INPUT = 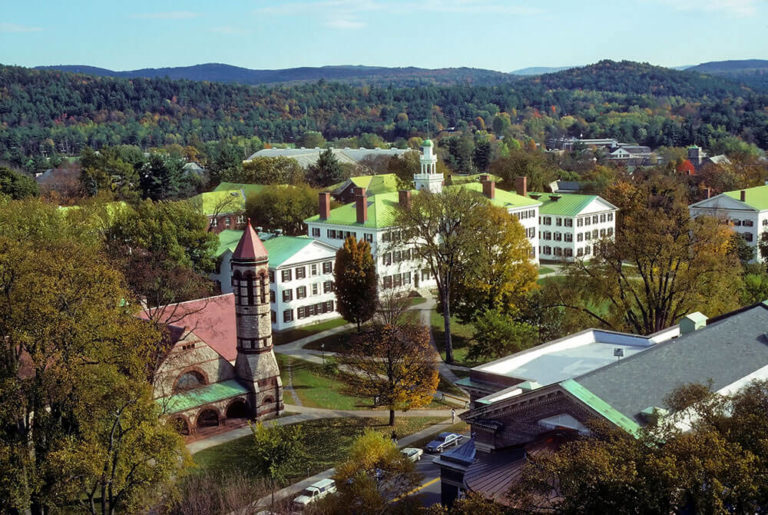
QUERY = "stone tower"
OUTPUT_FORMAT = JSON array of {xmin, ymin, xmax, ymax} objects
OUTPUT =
[
  {"xmin": 414, "ymin": 139, "xmax": 443, "ymax": 193},
  {"xmin": 231, "ymin": 220, "xmax": 283, "ymax": 419}
]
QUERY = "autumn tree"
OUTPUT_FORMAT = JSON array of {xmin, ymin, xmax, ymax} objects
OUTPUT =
[
  {"xmin": 334, "ymin": 235, "xmax": 378, "ymax": 330},
  {"xmin": 250, "ymin": 422, "xmax": 306, "ymax": 509},
  {"xmin": 238, "ymin": 156, "xmax": 305, "ymax": 185},
  {"xmin": 340, "ymin": 296, "xmax": 438, "ymax": 426},
  {"xmin": 0, "ymin": 199, "xmax": 187, "ymax": 514},
  {"xmin": 312, "ymin": 429, "xmax": 422, "ymax": 514},
  {"xmin": 551, "ymin": 175, "xmax": 743, "ymax": 334},
  {"xmin": 245, "ymin": 184, "xmax": 317, "ymax": 235},
  {"xmin": 451, "ymin": 205, "xmax": 537, "ymax": 323},
  {"xmin": 393, "ymin": 187, "xmax": 494, "ymax": 363},
  {"xmin": 489, "ymin": 148, "xmax": 559, "ymax": 192}
]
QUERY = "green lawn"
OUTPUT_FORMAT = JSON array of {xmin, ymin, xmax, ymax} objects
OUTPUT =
[
  {"xmin": 438, "ymin": 374, "xmax": 467, "ymax": 397},
  {"xmin": 272, "ymin": 317, "xmax": 349, "ymax": 346},
  {"xmin": 430, "ymin": 310, "xmax": 482, "ymax": 367},
  {"xmin": 276, "ymin": 354, "xmax": 373, "ymax": 410},
  {"xmin": 193, "ymin": 416, "xmax": 446, "ymax": 483},
  {"xmin": 302, "ymin": 327, "xmax": 357, "ymax": 353},
  {"xmin": 538, "ymin": 266, "xmax": 555, "ymax": 275}
]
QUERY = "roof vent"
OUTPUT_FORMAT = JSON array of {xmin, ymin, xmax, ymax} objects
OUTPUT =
[
  {"xmin": 529, "ymin": 193, "xmax": 542, "ymax": 200},
  {"xmin": 230, "ymin": 191, "xmax": 240, "ymax": 197},
  {"xmin": 549, "ymin": 194, "xmax": 562, "ymax": 202},
  {"xmin": 680, "ymin": 312, "xmax": 708, "ymax": 335}
]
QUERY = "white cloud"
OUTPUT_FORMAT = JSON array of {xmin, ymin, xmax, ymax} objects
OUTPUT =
[
  {"xmin": 652, "ymin": 0, "xmax": 758, "ymax": 16},
  {"xmin": 0, "ymin": 23, "xmax": 43, "ymax": 33},
  {"xmin": 131, "ymin": 11, "xmax": 200, "ymax": 20}
]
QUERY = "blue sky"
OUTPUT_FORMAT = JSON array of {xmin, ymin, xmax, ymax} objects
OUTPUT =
[{"xmin": 1, "ymin": 0, "xmax": 766, "ymax": 71}]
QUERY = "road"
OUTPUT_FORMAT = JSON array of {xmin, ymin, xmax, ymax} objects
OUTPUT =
[{"xmin": 398, "ymin": 433, "xmax": 470, "ymax": 508}]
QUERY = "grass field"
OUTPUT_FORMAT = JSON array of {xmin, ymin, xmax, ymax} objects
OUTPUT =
[
  {"xmin": 538, "ymin": 266, "xmax": 555, "ymax": 275},
  {"xmin": 272, "ymin": 318, "xmax": 349, "ymax": 346},
  {"xmin": 193, "ymin": 416, "xmax": 446, "ymax": 483},
  {"xmin": 302, "ymin": 326, "xmax": 357, "ymax": 353},
  {"xmin": 276, "ymin": 354, "xmax": 373, "ymax": 410},
  {"xmin": 430, "ymin": 310, "xmax": 483, "ymax": 367}
]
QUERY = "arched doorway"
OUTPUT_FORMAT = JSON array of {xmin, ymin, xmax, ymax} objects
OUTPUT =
[
  {"xmin": 226, "ymin": 399, "xmax": 249, "ymax": 419},
  {"xmin": 171, "ymin": 416, "xmax": 190, "ymax": 436},
  {"xmin": 196, "ymin": 409, "xmax": 220, "ymax": 429}
]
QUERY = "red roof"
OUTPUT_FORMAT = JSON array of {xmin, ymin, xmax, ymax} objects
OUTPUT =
[
  {"xmin": 233, "ymin": 219, "xmax": 268, "ymax": 262},
  {"xmin": 141, "ymin": 294, "xmax": 238, "ymax": 362}
]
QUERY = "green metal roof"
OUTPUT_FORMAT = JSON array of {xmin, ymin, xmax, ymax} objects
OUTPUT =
[
  {"xmin": 528, "ymin": 191, "xmax": 600, "ymax": 216},
  {"xmin": 216, "ymin": 229, "xmax": 244, "ymax": 257},
  {"xmin": 213, "ymin": 182, "xmax": 266, "ymax": 196},
  {"xmin": 190, "ymin": 190, "xmax": 245, "ymax": 216},
  {"xmin": 158, "ymin": 379, "xmax": 248, "ymax": 414},
  {"xmin": 723, "ymin": 185, "xmax": 768, "ymax": 211},
  {"xmin": 263, "ymin": 236, "xmax": 316, "ymax": 267},
  {"xmin": 561, "ymin": 379, "xmax": 641, "ymax": 437},
  {"xmin": 349, "ymin": 174, "xmax": 400, "ymax": 194},
  {"xmin": 422, "ymin": 139, "xmax": 433, "ymax": 146},
  {"xmin": 454, "ymin": 183, "xmax": 541, "ymax": 208},
  {"xmin": 305, "ymin": 191, "xmax": 403, "ymax": 229}
]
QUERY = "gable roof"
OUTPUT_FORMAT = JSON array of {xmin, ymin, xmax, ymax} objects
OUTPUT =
[
  {"xmin": 575, "ymin": 303, "xmax": 768, "ymax": 425},
  {"xmin": 529, "ymin": 192, "xmax": 617, "ymax": 216},
  {"xmin": 190, "ymin": 190, "xmax": 245, "ymax": 216},
  {"xmin": 263, "ymin": 236, "xmax": 318, "ymax": 267},
  {"xmin": 452, "ymin": 183, "xmax": 541, "ymax": 209},
  {"xmin": 213, "ymin": 182, "xmax": 266, "ymax": 197},
  {"xmin": 217, "ymin": 229, "xmax": 245, "ymax": 257},
  {"xmin": 141, "ymin": 293, "xmax": 238, "ymax": 362},
  {"xmin": 722, "ymin": 185, "xmax": 768, "ymax": 210},
  {"xmin": 305, "ymin": 190, "xmax": 404, "ymax": 229}
]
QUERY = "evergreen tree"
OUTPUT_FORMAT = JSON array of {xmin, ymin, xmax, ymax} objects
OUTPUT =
[
  {"xmin": 333, "ymin": 235, "xmax": 377, "ymax": 330},
  {"xmin": 307, "ymin": 148, "xmax": 347, "ymax": 187},
  {"xmin": 0, "ymin": 166, "xmax": 38, "ymax": 199},
  {"xmin": 139, "ymin": 153, "xmax": 184, "ymax": 201}
]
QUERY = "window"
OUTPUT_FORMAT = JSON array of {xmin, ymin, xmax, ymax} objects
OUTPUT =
[
  {"xmin": 585, "ymin": 245, "xmax": 591, "ymax": 255},
  {"xmin": 565, "ymin": 218, "xmax": 573, "ymax": 227},
  {"xmin": 312, "ymin": 283, "xmax": 319, "ymax": 295},
  {"xmin": 323, "ymin": 261, "xmax": 332, "ymax": 274},
  {"xmin": 383, "ymin": 276, "xmax": 393, "ymax": 289},
  {"xmin": 271, "ymin": 310, "xmax": 276, "ymax": 322},
  {"xmin": 383, "ymin": 232, "xmax": 391, "ymax": 242},
  {"xmin": 404, "ymin": 272, "xmax": 411, "ymax": 284},
  {"xmin": 577, "ymin": 218, "xmax": 584, "ymax": 227},
  {"xmin": 237, "ymin": 215, "xmax": 245, "ymax": 224},
  {"xmin": 607, "ymin": 228, "xmax": 614, "ymax": 236},
  {"xmin": 282, "ymin": 269, "xmax": 292, "ymax": 282},
  {"xmin": 553, "ymin": 232, "xmax": 562, "ymax": 242},
  {"xmin": 554, "ymin": 247, "xmax": 563, "ymax": 256},
  {"xmin": 743, "ymin": 220, "xmax": 754, "ymax": 227},
  {"xmin": 295, "ymin": 267, "xmax": 306, "ymax": 279},
  {"xmin": 383, "ymin": 253, "xmax": 392, "ymax": 266},
  {"xmin": 283, "ymin": 309, "xmax": 293, "ymax": 322},
  {"xmin": 592, "ymin": 229, "xmax": 599, "ymax": 239},
  {"xmin": 297, "ymin": 306, "xmax": 305, "ymax": 319},
  {"xmin": 577, "ymin": 248, "xmax": 584, "ymax": 257},
  {"xmin": 393, "ymin": 274, "xmax": 402, "ymax": 288},
  {"xmin": 600, "ymin": 229, "xmax": 606, "ymax": 237},
  {"xmin": 297, "ymin": 286, "xmax": 307, "ymax": 299},
  {"xmin": 744, "ymin": 232, "xmax": 754, "ymax": 242},
  {"xmin": 282, "ymin": 289, "xmax": 293, "ymax": 302},
  {"xmin": 543, "ymin": 216, "xmax": 552, "ymax": 225},
  {"xmin": 421, "ymin": 269, "xmax": 431, "ymax": 280},
  {"xmin": 324, "ymin": 281, "xmax": 333, "ymax": 293},
  {"xmin": 210, "ymin": 217, "xmax": 218, "ymax": 228},
  {"xmin": 225, "ymin": 217, "xmax": 231, "ymax": 227},
  {"xmin": 600, "ymin": 214, "xmax": 606, "ymax": 223},
  {"xmin": 577, "ymin": 233, "xmax": 584, "ymax": 242},
  {"xmin": 543, "ymin": 246, "xmax": 552, "ymax": 255},
  {"xmin": 364, "ymin": 233, "xmax": 373, "ymax": 243},
  {"xmin": 564, "ymin": 233, "xmax": 573, "ymax": 242},
  {"xmin": 565, "ymin": 248, "xmax": 573, "ymax": 257},
  {"xmin": 393, "ymin": 251, "xmax": 402, "ymax": 263},
  {"xmin": 608, "ymin": 213, "xmax": 614, "ymax": 222},
  {"xmin": 270, "ymin": 290, "xmax": 275, "ymax": 303},
  {"xmin": 592, "ymin": 215, "xmax": 598, "ymax": 224},
  {"xmin": 327, "ymin": 229, "xmax": 334, "ymax": 238},
  {"xmin": 585, "ymin": 232, "xmax": 591, "ymax": 241},
  {"xmin": 527, "ymin": 227, "xmax": 535, "ymax": 238},
  {"xmin": 269, "ymin": 270, "xmax": 275, "ymax": 283},
  {"xmin": 311, "ymin": 264, "xmax": 318, "ymax": 276},
  {"xmin": 584, "ymin": 217, "xmax": 591, "ymax": 226},
  {"xmin": 312, "ymin": 228, "xmax": 320, "ymax": 237},
  {"xmin": 556, "ymin": 217, "xmax": 562, "ymax": 226}
]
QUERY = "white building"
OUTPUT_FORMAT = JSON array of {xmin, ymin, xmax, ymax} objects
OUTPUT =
[
  {"xmin": 213, "ymin": 231, "xmax": 339, "ymax": 331},
  {"xmin": 531, "ymin": 192, "xmax": 618, "ymax": 261},
  {"xmin": 689, "ymin": 185, "xmax": 768, "ymax": 262}
]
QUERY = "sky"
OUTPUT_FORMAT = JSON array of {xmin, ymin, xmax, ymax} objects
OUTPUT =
[{"xmin": 1, "ymin": 0, "xmax": 766, "ymax": 72}]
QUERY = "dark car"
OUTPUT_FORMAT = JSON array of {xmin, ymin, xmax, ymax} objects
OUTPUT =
[{"xmin": 425, "ymin": 432, "xmax": 462, "ymax": 453}]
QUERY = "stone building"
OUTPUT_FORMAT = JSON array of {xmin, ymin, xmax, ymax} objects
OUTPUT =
[{"xmin": 149, "ymin": 221, "xmax": 283, "ymax": 436}]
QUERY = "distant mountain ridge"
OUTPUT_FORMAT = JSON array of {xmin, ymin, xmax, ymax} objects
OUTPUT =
[
  {"xmin": 510, "ymin": 66, "xmax": 574, "ymax": 76},
  {"xmin": 35, "ymin": 63, "xmax": 518, "ymax": 87},
  {"xmin": 685, "ymin": 59, "xmax": 768, "ymax": 89}
]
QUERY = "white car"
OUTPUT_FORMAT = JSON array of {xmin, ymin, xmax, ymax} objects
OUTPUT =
[
  {"xmin": 400, "ymin": 447, "xmax": 424, "ymax": 462},
  {"xmin": 292, "ymin": 478, "xmax": 336, "ymax": 509}
]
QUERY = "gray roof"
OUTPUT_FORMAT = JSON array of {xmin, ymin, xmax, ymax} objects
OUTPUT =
[
  {"xmin": 576, "ymin": 303, "xmax": 768, "ymax": 424},
  {"xmin": 246, "ymin": 147, "xmax": 409, "ymax": 168}
]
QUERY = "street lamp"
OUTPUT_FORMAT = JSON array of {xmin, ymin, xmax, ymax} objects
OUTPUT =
[{"xmin": 321, "ymin": 343, "xmax": 325, "ymax": 365}]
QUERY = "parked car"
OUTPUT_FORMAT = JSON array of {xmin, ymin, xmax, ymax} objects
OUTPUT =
[
  {"xmin": 292, "ymin": 478, "xmax": 336, "ymax": 509},
  {"xmin": 425, "ymin": 432, "xmax": 462, "ymax": 453},
  {"xmin": 401, "ymin": 447, "xmax": 424, "ymax": 462}
]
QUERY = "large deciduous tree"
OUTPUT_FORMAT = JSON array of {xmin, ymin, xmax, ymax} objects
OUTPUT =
[
  {"xmin": 551, "ymin": 175, "xmax": 743, "ymax": 334},
  {"xmin": 238, "ymin": 156, "xmax": 305, "ymax": 185},
  {"xmin": 334, "ymin": 235, "xmax": 378, "ymax": 331},
  {"xmin": 245, "ymin": 184, "xmax": 318, "ymax": 236},
  {"xmin": 340, "ymin": 298, "xmax": 438, "ymax": 426},
  {"xmin": 393, "ymin": 187, "xmax": 492, "ymax": 363},
  {"xmin": 0, "ymin": 166, "xmax": 38, "ymax": 199},
  {"xmin": 250, "ymin": 422, "xmax": 305, "ymax": 509},
  {"xmin": 0, "ymin": 199, "xmax": 187, "ymax": 514}
]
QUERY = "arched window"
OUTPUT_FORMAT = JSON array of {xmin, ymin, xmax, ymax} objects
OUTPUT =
[
  {"xmin": 259, "ymin": 272, "xmax": 267, "ymax": 304},
  {"xmin": 246, "ymin": 271, "xmax": 255, "ymax": 306},
  {"xmin": 174, "ymin": 370, "xmax": 206, "ymax": 392}
]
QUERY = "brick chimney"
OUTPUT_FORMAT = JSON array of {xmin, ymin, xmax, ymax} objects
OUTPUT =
[
  {"xmin": 515, "ymin": 176, "xmax": 528, "ymax": 197},
  {"xmin": 481, "ymin": 176, "xmax": 495, "ymax": 199},
  {"xmin": 398, "ymin": 190, "xmax": 411, "ymax": 209},
  {"xmin": 355, "ymin": 187, "xmax": 367, "ymax": 224},
  {"xmin": 740, "ymin": 190, "xmax": 746, "ymax": 202},
  {"xmin": 318, "ymin": 192, "xmax": 330, "ymax": 220}
]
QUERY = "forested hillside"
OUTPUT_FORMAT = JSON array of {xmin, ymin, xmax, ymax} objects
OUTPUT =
[
  {"xmin": 686, "ymin": 59, "xmax": 768, "ymax": 91},
  {"xmin": 2, "ymin": 60, "xmax": 767, "ymax": 170}
]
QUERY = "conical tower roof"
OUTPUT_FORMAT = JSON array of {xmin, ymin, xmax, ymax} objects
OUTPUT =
[{"xmin": 232, "ymin": 219, "xmax": 268, "ymax": 262}]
